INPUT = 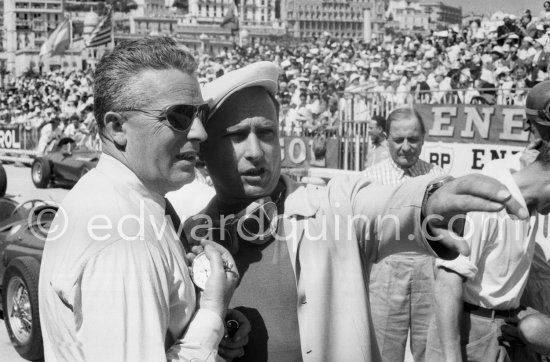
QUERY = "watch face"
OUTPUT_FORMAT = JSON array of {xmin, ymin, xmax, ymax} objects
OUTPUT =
[{"xmin": 191, "ymin": 252, "xmax": 211, "ymax": 290}]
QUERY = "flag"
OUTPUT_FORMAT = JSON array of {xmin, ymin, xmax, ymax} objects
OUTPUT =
[
  {"xmin": 39, "ymin": 19, "xmax": 70, "ymax": 58},
  {"xmin": 221, "ymin": 1, "xmax": 239, "ymax": 34},
  {"xmin": 86, "ymin": 10, "xmax": 112, "ymax": 48}
]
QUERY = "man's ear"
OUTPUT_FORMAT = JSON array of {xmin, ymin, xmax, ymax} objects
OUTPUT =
[{"xmin": 104, "ymin": 112, "xmax": 127, "ymax": 148}]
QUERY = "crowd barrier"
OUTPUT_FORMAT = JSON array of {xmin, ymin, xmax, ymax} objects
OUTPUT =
[
  {"xmin": 280, "ymin": 87, "xmax": 531, "ymax": 175},
  {"xmin": 0, "ymin": 87, "xmax": 532, "ymax": 174},
  {"xmin": 0, "ymin": 124, "xmax": 39, "ymax": 164},
  {"xmin": 0, "ymin": 123, "xmax": 101, "ymax": 165}
]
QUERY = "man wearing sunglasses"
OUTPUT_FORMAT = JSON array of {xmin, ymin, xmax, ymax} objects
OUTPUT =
[
  {"xmin": 39, "ymin": 37, "xmax": 244, "ymax": 361},
  {"xmin": 179, "ymin": 61, "xmax": 529, "ymax": 362}
]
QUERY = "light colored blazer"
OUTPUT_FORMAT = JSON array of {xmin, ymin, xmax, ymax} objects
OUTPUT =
[
  {"xmin": 277, "ymin": 174, "xmax": 438, "ymax": 361},
  {"xmin": 185, "ymin": 174, "xmax": 439, "ymax": 361}
]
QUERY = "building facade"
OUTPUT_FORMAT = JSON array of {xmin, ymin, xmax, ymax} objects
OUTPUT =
[
  {"xmin": 4, "ymin": 0, "xmax": 64, "ymax": 51},
  {"xmin": 178, "ymin": 0, "xmax": 285, "ymax": 52},
  {"xmin": 421, "ymin": 1, "xmax": 462, "ymax": 30},
  {"xmin": 187, "ymin": 0, "xmax": 282, "ymax": 27},
  {"xmin": 3, "ymin": 0, "xmax": 65, "ymax": 73},
  {"xmin": 283, "ymin": 0, "xmax": 386, "ymax": 41},
  {"xmin": 386, "ymin": 0, "xmax": 429, "ymax": 33}
]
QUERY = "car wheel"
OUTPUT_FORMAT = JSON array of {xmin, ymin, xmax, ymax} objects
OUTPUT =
[
  {"xmin": 2, "ymin": 257, "xmax": 43, "ymax": 361},
  {"xmin": 31, "ymin": 158, "xmax": 51, "ymax": 189},
  {"xmin": 0, "ymin": 163, "xmax": 6, "ymax": 197}
]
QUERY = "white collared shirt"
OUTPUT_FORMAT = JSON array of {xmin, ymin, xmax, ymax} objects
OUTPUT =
[
  {"xmin": 39, "ymin": 154, "xmax": 224, "ymax": 361},
  {"xmin": 438, "ymin": 165, "xmax": 537, "ymax": 310},
  {"xmin": 484, "ymin": 154, "xmax": 550, "ymax": 281}
]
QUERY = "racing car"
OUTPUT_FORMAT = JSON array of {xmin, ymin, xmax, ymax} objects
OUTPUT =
[
  {"xmin": 0, "ymin": 164, "xmax": 56, "ymax": 360},
  {"xmin": 31, "ymin": 137, "xmax": 100, "ymax": 188}
]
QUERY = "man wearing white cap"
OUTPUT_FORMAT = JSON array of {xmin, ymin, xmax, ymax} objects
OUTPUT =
[{"xmin": 182, "ymin": 61, "xmax": 529, "ymax": 362}]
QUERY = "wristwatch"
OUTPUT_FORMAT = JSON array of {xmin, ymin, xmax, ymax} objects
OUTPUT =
[{"xmin": 421, "ymin": 176, "xmax": 453, "ymax": 214}]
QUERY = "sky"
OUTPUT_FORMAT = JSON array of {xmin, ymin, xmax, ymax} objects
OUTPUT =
[{"xmin": 421, "ymin": 0, "xmax": 544, "ymax": 16}]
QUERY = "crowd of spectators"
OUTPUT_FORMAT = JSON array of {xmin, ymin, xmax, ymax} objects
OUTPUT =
[
  {"xmin": 0, "ymin": 69, "xmax": 97, "ymax": 152},
  {"xmin": 193, "ymin": 5, "xmax": 550, "ymax": 134},
  {"xmin": 4, "ymin": 5, "xmax": 550, "ymax": 142}
]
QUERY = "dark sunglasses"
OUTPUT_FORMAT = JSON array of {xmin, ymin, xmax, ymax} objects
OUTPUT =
[{"xmin": 116, "ymin": 103, "xmax": 209, "ymax": 132}]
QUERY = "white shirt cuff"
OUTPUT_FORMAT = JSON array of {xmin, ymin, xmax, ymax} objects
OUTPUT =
[{"xmin": 185, "ymin": 309, "xmax": 225, "ymax": 351}]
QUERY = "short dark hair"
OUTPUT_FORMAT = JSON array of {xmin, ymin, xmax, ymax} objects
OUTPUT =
[
  {"xmin": 372, "ymin": 115, "xmax": 386, "ymax": 130},
  {"xmin": 93, "ymin": 37, "xmax": 197, "ymax": 133},
  {"xmin": 386, "ymin": 107, "xmax": 426, "ymax": 135}
]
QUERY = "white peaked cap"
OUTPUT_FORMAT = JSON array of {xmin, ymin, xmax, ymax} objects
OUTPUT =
[{"xmin": 201, "ymin": 61, "xmax": 279, "ymax": 118}]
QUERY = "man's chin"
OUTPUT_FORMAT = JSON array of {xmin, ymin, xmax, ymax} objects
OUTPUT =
[
  {"xmin": 242, "ymin": 185, "xmax": 271, "ymax": 199},
  {"xmin": 167, "ymin": 173, "xmax": 195, "ymax": 192},
  {"xmin": 398, "ymin": 157, "xmax": 417, "ymax": 169},
  {"xmin": 240, "ymin": 178, "xmax": 280, "ymax": 198}
]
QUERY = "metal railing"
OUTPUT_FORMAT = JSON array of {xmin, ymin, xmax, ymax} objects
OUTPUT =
[{"xmin": 279, "ymin": 87, "xmax": 530, "ymax": 172}]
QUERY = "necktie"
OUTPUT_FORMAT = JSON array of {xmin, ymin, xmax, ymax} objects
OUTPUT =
[{"xmin": 164, "ymin": 198, "xmax": 191, "ymax": 252}]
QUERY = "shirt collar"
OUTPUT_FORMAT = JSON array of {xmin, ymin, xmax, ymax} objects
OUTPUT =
[
  {"xmin": 388, "ymin": 158, "xmax": 409, "ymax": 178},
  {"xmin": 388, "ymin": 158, "xmax": 425, "ymax": 178},
  {"xmin": 95, "ymin": 153, "xmax": 166, "ymax": 210},
  {"xmin": 282, "ymin": 175, "xmax": 321, "ymax": 217},
  {"xmin": 501, "ymin": 167, "xmax": 529, "ymax": 213}
]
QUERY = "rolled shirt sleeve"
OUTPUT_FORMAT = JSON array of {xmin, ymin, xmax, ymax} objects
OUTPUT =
[{"xmin": 436, "ymin": 255, "xmax": 479, "ymax": 280}]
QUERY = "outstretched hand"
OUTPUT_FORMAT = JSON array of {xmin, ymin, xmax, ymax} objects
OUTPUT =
[{"xmin": 422, "ymin": 174, "xmax": 529, "ymax": 259}]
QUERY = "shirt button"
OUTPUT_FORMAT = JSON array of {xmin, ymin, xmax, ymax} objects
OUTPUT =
[{"xmin": 300, "ymin": 296, "xmax": 307, "ymax": 305}]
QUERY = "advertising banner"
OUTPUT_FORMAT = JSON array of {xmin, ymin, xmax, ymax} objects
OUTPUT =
[
  {"xmin": 0, "ymin": 124, "xmax": 22, "ymax": 149},
  {"xmin": 420, "ymin": 142, "xmax": 524, "ymax": 176},
  {"xmin": 280, "ymin": 136, "xmax": 339, "ymax": 169},
  {"xmin": 416, "ymin": 104, "xmax": 529, "ymax": 145},
  {"xmin": 414, "ymin": 104, "xmax": 530, "ymax": 176}
]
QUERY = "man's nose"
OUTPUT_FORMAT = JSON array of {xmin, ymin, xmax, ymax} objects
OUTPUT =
[
  {"xmin": 188, "ymin": 117, "xmax": 207, "ymax": 142},
  {"xmin": 244, "ymin": 133, "xmax": 263, "ymax": 160}
]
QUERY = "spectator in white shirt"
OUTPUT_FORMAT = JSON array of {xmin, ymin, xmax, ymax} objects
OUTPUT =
[
  {"xmin": 425, "ymin": 141, "xmax": 550, "ymax": 362},
  {"xmin": 518, "ymin": 37, "xmax": 537, "ymax": 60}
]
